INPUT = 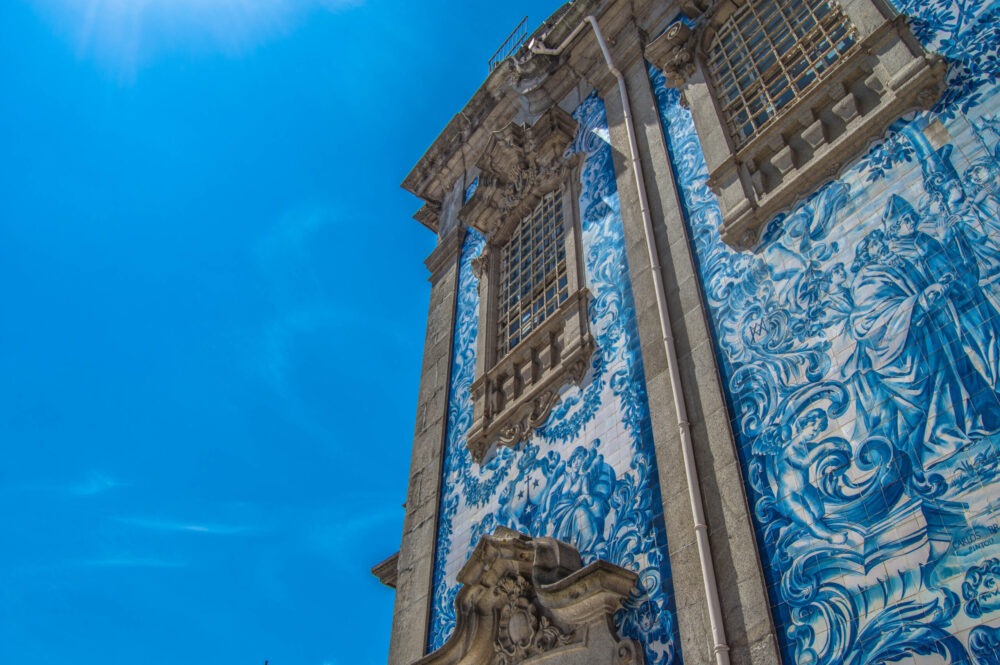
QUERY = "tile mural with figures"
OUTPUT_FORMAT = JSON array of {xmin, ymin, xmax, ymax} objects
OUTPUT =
[
  {"xmin": 426, "ymin": 93, "xmax": 683, "ymax": 665},
  {"xmin": 650, "ymin": 0, "xmax": 1000, "ymax": 662}
]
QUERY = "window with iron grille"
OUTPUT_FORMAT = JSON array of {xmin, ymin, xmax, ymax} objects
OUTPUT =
[
  {"xmin": 459, "ymin": 105, "xmax": 595, "ymax": 461},
  {"xmin": 707, "ymin": 0, "xmax": 858, "ymax": 147},
  {"xmin": 496, "ymin": 190, "xmax": 569, "ymax": 358},
  {"xmin": 646, "ymin": 0, "xmax": 944, "ymax": 249}
]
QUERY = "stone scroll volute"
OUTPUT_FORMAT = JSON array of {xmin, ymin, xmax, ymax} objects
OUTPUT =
[{"xmin": 411, "ymin": 528, "xmax": 644, "ymax": 665}]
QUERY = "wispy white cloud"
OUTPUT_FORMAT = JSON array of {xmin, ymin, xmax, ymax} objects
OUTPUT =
[
  {"xmin": 68, "ymin": 470, "xmax": 123, "ymax": 496},
  {"xmin": 6, "ymin": 470, "xmax": 124, "ymax": 497},
  {"xmin": 240, "ymin": 203, "xmax": 414, "ymax": 444},
  {"xmin": 29, "ymin": 0, "xmax": 365, "ymax": 77},
  {"xmin": 245, "ymin": 206, "xmax": 356, "ymax": 395},
  {"xmin": 14, "ymin": 556, "xmax": 187, "ymax": 575},
  {"xmin": 115, "ymin": 516, "xmax": 260, "ymax": 536},
  {"xmin": 256, "ymin": 207, "xmax": 336, "ymax": 266},
  {"xmin": 260, "ymin": 306, "xmax": 352, "ymax": 385}
]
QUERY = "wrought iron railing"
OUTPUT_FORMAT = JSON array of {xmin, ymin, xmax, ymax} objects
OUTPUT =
[{"xmin": 488, "ymin": 16, "xmax": 529, "ymax": 72}]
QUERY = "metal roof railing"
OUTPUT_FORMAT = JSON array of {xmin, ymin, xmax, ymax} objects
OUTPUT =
[{"xmin": 488, "ymin": 16, "xmax": 529, "ymax": 72}]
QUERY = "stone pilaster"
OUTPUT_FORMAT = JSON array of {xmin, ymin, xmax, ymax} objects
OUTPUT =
[
  {"xmin": 388, "ymin": 224, "xmax": 465, "ymax": 665},
  {"xmin": 595, "ymin": 27, "xmax": 781, "ymax": 665}
]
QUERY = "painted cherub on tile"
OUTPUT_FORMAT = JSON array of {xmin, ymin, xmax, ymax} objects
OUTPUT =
[
  {"xmin": 543, "ymin": 442, "xmax": 615, "ymax": 553},
  {"xmin": 965, "ymin": 557, "xmax": 1000, "ymax": 619},
  {"xmin": 765, "ymin": 407, "xmax": 851, "ymax": 544}
]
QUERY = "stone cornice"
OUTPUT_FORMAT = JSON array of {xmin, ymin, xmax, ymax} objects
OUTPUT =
[
  {"xmin": 424, "ymin": 224, "xmax": 467, "ymax": 285},
  {"xmin": 413, "ymin": 202, "xmax": 441, "ymax": 233},
  {"xmin": 371, "ymin": 552, "xmax": 399, "ymax": 590},
  {"xmin": 400, "ymin": 0, "xmax": 682, "ymax": 234},
  {"xmin": 401, "ymin": 0, "xmax": 637, "ymax": 226}
]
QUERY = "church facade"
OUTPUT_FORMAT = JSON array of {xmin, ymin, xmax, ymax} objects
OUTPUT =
[{"xmin": 380, "ymin": 0, "xmax": 1000, "ymax": 663}]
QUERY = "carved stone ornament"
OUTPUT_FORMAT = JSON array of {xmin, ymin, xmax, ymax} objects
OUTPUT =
[
  {"xmin": 411, "ymin": 528, "xmax": 645, "ymax": 665},
  {"xmin": 645, "ymin": 0, "xmax": 946, "ymax": 250},
  {"xmin": 467, "ymin": 289, "xmax": 595, "ymax": 463},
  {"xmin": 494, "ymin": 573, "xmax": 574, "ymax": 664},
  {"xmin": 471, "ymin": 253, "xmax": 489, "ymax": 279},
  {"xmin": 461, "ymin": 106, "xmax": 580, "ymax": 243},
  {"xmin": 645, "ymin": 14, "xmax": 700, "ymax": 86}
]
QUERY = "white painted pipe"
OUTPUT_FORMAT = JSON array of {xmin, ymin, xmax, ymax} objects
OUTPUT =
[{"xmin": 530, "ymin": 16, "xmax": 731, "ymax": 665}]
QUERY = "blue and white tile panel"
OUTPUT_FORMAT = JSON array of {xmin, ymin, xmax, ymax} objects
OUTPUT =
[
  {"xmin": 652, "ymin": 1, "xmax": 1000, "ymax": 662},
  {"xmin": 427, "ymin": 93, "xmax": 683, "ymax": 665}
]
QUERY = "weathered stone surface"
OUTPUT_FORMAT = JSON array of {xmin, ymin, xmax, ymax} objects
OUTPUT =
[
  {"xmin": 413, "ymin": 529, "xmax": 643, "ymax": 665},
  {"xmin": 386, "ymin": 1, "xmax": 977, "ymax": 663},
  {"xmin": 388, "ymin": 227, "xmax": 464, "ymax": 665},
  {"xmin": 605, "ymin": 50, "xmax": 779, "ymax": 665}
]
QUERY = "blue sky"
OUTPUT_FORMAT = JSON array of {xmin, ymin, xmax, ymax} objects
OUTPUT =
[{"xmin": 0, "ymin": 1, "xmax": 563, "ymax": 663}]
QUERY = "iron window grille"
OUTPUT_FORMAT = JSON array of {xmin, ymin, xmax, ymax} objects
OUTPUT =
[
  {"xmin": 708, "ymin": 0, "xmax": 858, "ymax": 147},
  {"xmin": 496, "ymin": 191, "xmax": 570, "ymax": 358},
  {"xmin": 457, "ymin": 106, "xmax": 594, "ymax": 461}
]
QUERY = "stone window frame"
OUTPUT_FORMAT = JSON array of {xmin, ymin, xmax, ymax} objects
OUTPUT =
[
  {"xmin": 460, "ymin": 106, "xmax": 594, "ymax": 463},
  {"xmin": 646, "ymin": 0, "xmax": 947, "ymax": 249}
]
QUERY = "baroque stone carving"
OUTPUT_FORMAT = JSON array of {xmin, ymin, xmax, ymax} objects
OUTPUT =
[
  {"xmin": 468, "ymin": 288, "xmax": 595, "ymax": 463},
  {"xmin": 462, "ymin": 106, "xmax": 580, "ymax": 242},
  {"xmin": 471, "ymin": 252, "xmax": 490, "ymax": 280},
  {"xmin": 494, "ymin": 393, "xmax": 559, "ymax": 450},
  {"xmin": 494, "ymin": 573, "xmax": 574, "ymax": 664},
  {"xmin": 411, "ymin": 529, "xmax": 644, "ymax": 665},
  {"xmin": 650, "ymin": 18, "xmax": 698, "ymax": 87}
]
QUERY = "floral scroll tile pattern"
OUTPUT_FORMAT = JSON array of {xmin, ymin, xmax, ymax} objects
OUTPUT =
[{"xmin": 650, "ymin": 0, "xmax": 1000, "ymax": 662}]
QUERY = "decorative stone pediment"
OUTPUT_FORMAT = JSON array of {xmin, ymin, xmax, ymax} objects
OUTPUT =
[
  {"xmin": 461, "ymin": 106, "xmax": 579, "ymax": 244},
  {"xmin": 412, "ymin": 529, "xmax": 644, "ymax": 665}
]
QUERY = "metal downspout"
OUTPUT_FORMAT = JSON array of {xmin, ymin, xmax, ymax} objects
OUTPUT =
[{"xmin": 530, "ymin": 16, "xmax": 731, "ymax": 665}]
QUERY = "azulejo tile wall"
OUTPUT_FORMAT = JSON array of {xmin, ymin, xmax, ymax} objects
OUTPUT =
[
  {"xmin": 652, "ymin": 1, "xmax": 1000, "ymax": 663},
  {"xmin": 427, "ymin": 94, "xmax": 682, "ymax": 665}
]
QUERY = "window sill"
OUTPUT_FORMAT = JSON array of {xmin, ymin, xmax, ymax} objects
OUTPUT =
[
  {"xmin": 710, "ymin": 17, "xmax": 946, "ymax": 248},
  {"xmin": 467, "ymin": 287, "xmax": 594, "ymax": 463}
]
